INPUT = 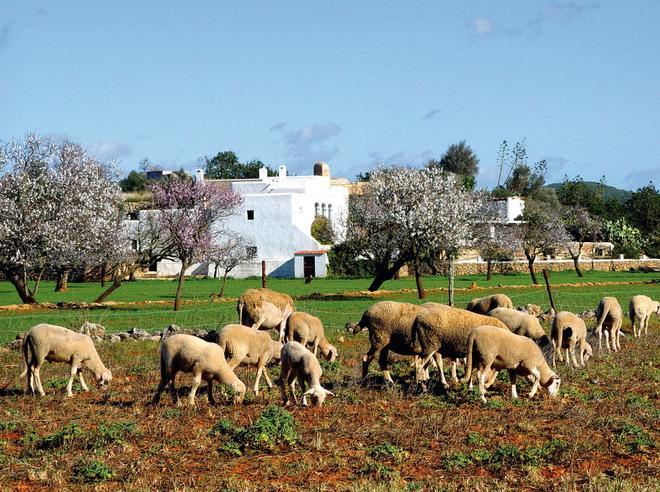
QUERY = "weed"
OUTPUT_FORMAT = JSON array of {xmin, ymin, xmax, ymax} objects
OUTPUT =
[
  {"xmin": 0, "ymin": 422, "xmax": 17, "ymax": 431},
  {"xmin": 209, "ymin": 418, "xmax": 243, "ymax": 437},
  {"xmin": 37, "ymin": 423, "xmax": 85, "ymax": 450},
  {"xmin": 72, "ymin": 459, "xmax": 113, "ymax": 483},
  {"xmin": 163, "ymin": 408, "xmax": 182, "ymax": 418},
  {"xmin": 466, "ymin": 432, "xmax": 486, "ymax": 446},
  {"xmin": 369, "ymin": 442, "xmax": 408, "ymax": 463},
  {"xmin": 490, "ymin": 444, "xmax": 522, "ymax": 469},
  {"xmin": 92, "ymin": 421, "xmax": 137, "ymax": 447},
  {"xmin": 614, "ymin": 423, "xmax": 655, "ymax": 453},
  {"xmin": 358, "ymin": 460, "xmax": 396, "ymax": 479},
  {"xmin": 470, "ymin": 448, "xmax": 492, "ymax": 463},
  {"xmin": 130, "ymin": 364, "xmax": 149, "ymax": 375},
  {"xmin": 443, "ymin": 452, "xmax": 472, "ymax": 470},
  {"xmin": 626, "ymin": 394, "xmax": 655, "ymax": 413},
  {"xmin": 485, "ymin": 398, "xmax": 504, "ymax": 409},
  {"xmin": 218, "ymin": 441, "xmax": 243, "ymax": 456}
]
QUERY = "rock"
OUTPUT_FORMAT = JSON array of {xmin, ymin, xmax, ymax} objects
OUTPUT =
[
  {"xmin": 79, "ymin": 321, "xmax": 106, "ymax": 339},
  {"xmin": 105, "ymin": 334, "xmax": 121, "ymax": 343},
  {"xmin": 161, "ymin": 324, "xmax": 181, "ymax": 340},
  {"xmin": 128, "ymin": 328, "xmax": 151, "ymax": 340},
  {"xmin": 116, "ymin": 332, "xmax": 131, "ymax": 340},
  {"xmin": 91, "ymin": 335, "xmax": 103, "ymax": 343},
  {"xmin": 6, "ymin": 333, "xmax": 25, "ymax": 350},
  {"xmin": 579, "ymin": 309, "xmax": 596, "ymax": 319},
  {"xmin": 518, "ymin": 304, "xmax": 543, "ymax": 317},
  {"xmin": 190, "ymin": 328, "xmax": 209, "ymax": 339},
  {"xmin": 149, "ymin": 335, "xmax": 161, "ymax": 342},
  {"xmin": 338, "ymin": 336, "xmax": 345, "ymax": 343}
]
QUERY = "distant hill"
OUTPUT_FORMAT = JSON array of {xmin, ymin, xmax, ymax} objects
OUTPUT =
[{"xmin": 546, "ymin": 181, "xmax": 632, "ymax": 203}]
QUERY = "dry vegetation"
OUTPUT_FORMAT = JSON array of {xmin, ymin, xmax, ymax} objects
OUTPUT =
[{"xmin": 0, "ymin": 298, "xmax": 658, "ymax": 490}]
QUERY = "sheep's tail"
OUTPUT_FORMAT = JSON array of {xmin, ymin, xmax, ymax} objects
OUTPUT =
[
  {"xmin": 628, "ymin": 302, "xmax": 636, "ymax": 325},
  {"xmin": 19, "ymin": 334, "xmax": 32, "ymax": 379},
  {"xmin": 285, "ymin": 316, "xmax": 295, "ymax": 343},
  {"xmin": 460, "ymin": 332, "xmax": 476, "ymax": 384},
  {"xmin": 595, "ymin": 304, "xmax": 609, "ymax": 331}
]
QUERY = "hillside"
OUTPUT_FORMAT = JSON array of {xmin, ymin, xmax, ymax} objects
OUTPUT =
[{"xmin": 546, "ymin": 181, "xmax": 632, "ymax": 202}]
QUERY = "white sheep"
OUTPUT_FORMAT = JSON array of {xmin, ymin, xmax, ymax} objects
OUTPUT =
[
  {"xmin": 465, "ymin": 294, "xmax": 513, "ymax": 315},
  {"xmin": 151, "ymin": 334, "xmax": 246, "ymax": 406},
  {"xmin": 486, "ymin": 307, "xmax": 554, "ymax": 360},
  {"xmin": 461, "ymin": 325, "xmax": 561, "ymax": 402},
  {"xmin": 237, "ymin": 288, "xmax": 295, "ymax": 342},
  {"xmin": 594, "ymin": 297, "xmax": 623, "ymax": 352},
  {"xmin": 279, "ymin": 341, "xmax": 334, "ymax": 407},
  {"xmin": 217, "ymin": 324, "xmax": 282, "ymax": 395},
  {"xmin": 21, "ymin": 323, "xmax": 112, "ymax": 397},
  {"xmin": 551, "ymin": 311, "xmax": 593, "ymax": 368},
  {"xmin": 286, "ymin": 312, "xmax": 337, "ymax": 362},
  {"xmin": 629, "ymin": 295, "xmax": 659, "ymax": 338}
]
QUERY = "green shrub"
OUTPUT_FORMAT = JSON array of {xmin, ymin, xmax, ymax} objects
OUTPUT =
[
  {"xmin": 370, "ymin": 442, "xmax": 408, "ymax": 463},
  {"xmin": 615, "ymin": 423, "xmax": 655, "ymax": 452},
  {"xmin": 466, "ymin": 432, "xmax": 486, "ymax": 446},
  {"xmin": 443, "ymin": 452, "xmax": 472, "ymax": 470},
  {"xmin": 37, "ymin": 423, "xmax": 85, "ymax": 450},
  {"xmin": 92, "ymin": 422, "xmax": 137, "ymax": 447},
  {"xmin": 72, "ymin": 459, "xmax": 113, "ymax": 483}
]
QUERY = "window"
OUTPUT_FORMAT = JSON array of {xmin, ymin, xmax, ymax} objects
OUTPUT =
[
  {"xmin": 247, "ymin": 210, "xmax": 254, "ymax": 220},
  {"xmin": 321, "ymin": 203, "xmax": 326, "ymax": 217},
  {"xmin": 246, "ymin": 246, "xmax": 257, "ymax": 257},
  {"xmin": 327, "ymin": 204, "xmax": 332, "ymax": 219},
  {"xmin": 315, "ymin": 202, "xmax": 319, "ymax": 216},
  {"xmin": 131, "ymin": 239, "xmax": 138, "ymax": 250}
]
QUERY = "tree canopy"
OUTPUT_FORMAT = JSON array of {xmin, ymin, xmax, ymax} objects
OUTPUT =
[
  {"xmin": 427, "ymin": 140, "xmax": 479, "ymax": 189},
  {"xmin": 204, "ymin": 151, "xmax": 275, "ymax": 179}
]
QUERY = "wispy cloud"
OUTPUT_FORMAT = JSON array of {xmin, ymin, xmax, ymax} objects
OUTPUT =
[
  {"xmin": 421, "ymin": 109, "xmax": 441, "ymax": 121},
  {"xmin": 283, "ymin": 123, "xmax": 342, "ymax": 170},
  {"xmin": 529, "ymin": 1, "xmax": 599, "ymax": 30},
  {"xmin": 624, "ymin": 168, "xmax": 656, "ymax": 190},
  {"xmin": 470, "ymin": 17, "xmax": 494, "ymax": 36},
  {"xmin": 89, "ymin": 140, "xmax": 133, "ymax": 161},
  {"xmin": 270, "ymin": 121, "xmax": 286, "ymax": 132},
  {"xmin": 0, "ymin": 23, "xmax": 13, "ymax": 50}
]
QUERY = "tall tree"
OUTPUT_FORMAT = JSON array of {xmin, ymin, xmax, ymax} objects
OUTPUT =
[
  {"xmin": 625, "ymin": 184, "xmax": 660, "ymax": 258},
  {"xmin": 150, "ymin": 178, "xmax": 243, "ymax": 311},
  {"xmin": 561, "ymin": 206, "xmax": 602, "ymax": 277},
  {"xmin": 427, "ymin": 140, "xmax": 479, "ymax": 189},
  {"xmin": 204, "ymin": 151, "xmax": 275, "ymax": 179}
]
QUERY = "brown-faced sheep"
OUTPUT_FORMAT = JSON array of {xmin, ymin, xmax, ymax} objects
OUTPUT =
[
  {"xmin": 594, "ymin": 297, "xmax": 623, "ymax": 352},
  {"xmin": 466, "ymin": 294, "xmax": 513, "ymax": 315},
  {"xmin": 551, "ymin": 311, "xmax": 593, "ymax": 368},
  {"xmin": 629, "ymin": 295, "xmax": 659, "ymax": 338},
  {"xmin": 237, "ymin": 288, "xmax": 295, "ymax": 342},
  {"xmin": 286, "ymin": 312, "xmax": 337, "ymax": 362}
]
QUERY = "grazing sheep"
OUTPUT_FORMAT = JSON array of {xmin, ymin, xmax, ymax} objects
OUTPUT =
[
  {"xmin": 594, "ymin": 297, "xmax": 623, "ymax": 352},
  {"xmin": 217, "ymin": 324, "xmax": 282, "ymax": 396},
  {"xmin": 151, "ymin": 334, "xmax": 246, "ymax": 406},
  {"xmin": 466, "ymin": 294, "xmax": 513, "ymax": 315},
  {"xmin": 551, "ymin": 311, "xmax": 593, "ymax": 368},
  {"xmin": 413, "ymin": 306, "xmax": 509, "ymax": 388},
  {"xmin": 461, "ymin": 325, "xmax": 561, "ymax": 402},
  {"xmin": 279, "ymin": 341, "xmax": 334, "ymax": 407},
  {"xmin": 237, "ymin": 288, "xmax": 295, "ymax": 342},
  {"xmin": 351, "ymin": 301, "xmax": 443, "ymax": 384},
  {"xmin": 629, "ymin": 295, "xmax": 659, "ymax": 338},
  {"xmin": 486, "ymin": 307, "xmax": 554, "ymax": 360},
  {"xmin": 21, "ymin": 324, "xmax": 112, "ymax": 397},
  {"xmin": 286, "ymin": 312, "xmax": 338, "ymax": 362}
]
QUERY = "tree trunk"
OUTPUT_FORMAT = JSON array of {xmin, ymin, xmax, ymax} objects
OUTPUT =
[
  {"xmin": 214, "ymin": 264, "xmax": 219, "ymax": 279},
  {"xmin": 526, "ymin": 255, "xmax": 539, "ymax": 285},
  {"xmin": 486, "ymin": 260, "xmax": 494, "ymax": 281},
  {"xmin": 413, "ymin": 258, "xmax": 426, "ymax": 299},
  {"xmin": 571, "ymin": 254, "xmax": 584, "ymax": 277},
  {"xmin": 174, "ymin": 261, "xmax": 189, "ymax": 311},
  {"xmin": 55, "ymin": 269, "xmax": 69, "ymax": 292},
  {"xmin": 100, "ymin": 263, "xmax": 106, "ymax": 287},
  {"xmin": 220, "ymin": 271, "xmax": 228, "ymax": 298},
  {"xmin": 448, "ymin": 256, "xmax": 455, "ymax": 306},
  {"xmin": 368, "ymin": 258, "xmax": 407, "ymax": 291},
  {"xmin": 94, "ymin": 278, "xmax": 122, "ymax": 303},
  {"xmin": 4, "ymin": 269, "xmax": 37, "ymax": 304}
]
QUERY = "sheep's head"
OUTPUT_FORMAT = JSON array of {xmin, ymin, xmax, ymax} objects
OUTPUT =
[
  {"xmin": 543, "ymin": 375, "xmax": 561, "ymax": 397},
  {"xmin": 655, "ymin": 302, "xmax": 660, "ymax": 315},
  {"xmin": 323, "ymin": 344, "xmax": 338, "ymax": 362},
  {"xmin": 303, "ymin": 386, "xmax": 334, "ymax": 407},
  {"xmin": 231, "ymin": 379, "xmax": 247, "ymax": 404},
  {"xmin": 97, "ymin": 370, "xmax": 112, "ymax": 390},
  {"xmin": 582, "ymin": 343, "xmax": 593, "ymax": 362}
]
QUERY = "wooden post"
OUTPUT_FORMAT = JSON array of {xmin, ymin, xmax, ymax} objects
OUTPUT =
[
  {"xmin": 261, "ymin": 260, "xmax": 267, "ymax": 288},
  {"xmin": 542, "ymin": 268, "xmax": 556, "ymax": 313}
]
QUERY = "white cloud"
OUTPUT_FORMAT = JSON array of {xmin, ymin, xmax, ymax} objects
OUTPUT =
[
  {"xmin": 283, "ymin": 123, "xmax": 342, "ymax": 171},
  {"xmin": 89, "ymin": 140, "xmax": 132, "ymax": 161},
  {"xmin": 471, "ymin": 17, "xmax": 494, "ymax": 35}
]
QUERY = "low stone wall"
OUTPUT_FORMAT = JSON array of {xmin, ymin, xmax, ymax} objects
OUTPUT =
[{"xmin": 449, "ymin": 258, "xmax": 659, "ymax": 276}]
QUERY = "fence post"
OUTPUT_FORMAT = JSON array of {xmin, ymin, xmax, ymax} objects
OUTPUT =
[
  {"xmin": 542, "ymin": 268, "xmax": 556, "ymax": 313},
  {"xmin": 261, "ymin": 260, "xmax": 267, "ymax": 289}
]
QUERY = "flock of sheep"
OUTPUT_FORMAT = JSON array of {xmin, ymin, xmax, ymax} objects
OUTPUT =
[{"xmin": 18, "ymin": 288, "xmax": 659, "ymax": 407}]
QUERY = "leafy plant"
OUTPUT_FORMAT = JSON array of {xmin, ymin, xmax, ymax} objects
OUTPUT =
[
  {"xmin": 37, "ymin": 423, "xmax": 85, "ymax": 450},
  {"xmin": 72, "ymin": 459, "xmax": 113, "ymax": 483},
  {"xmin": 370, "ymin": 442, "xmax": 408, "ymax": 463},
  {"xmin": 443, "ymin": 452, "xmax": 472, "ymax": 470},
  {"xmin": 615, "ymin": 423, "xmax": 654, "ymax": 453},
  {"xmin": 92, "ymin": 422, "xmax": 137, "ymax": 447}
]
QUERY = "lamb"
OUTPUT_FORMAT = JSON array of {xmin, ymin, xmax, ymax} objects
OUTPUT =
[
  {"xmin": 551, "ymin": 311, "xmax": 593, "ymax": 368},
  {"xmin": 413, "ymin": 306, "xmax": 509, "ymax": 388},
  {"xmin": 151, "ymin": 334, "xmax": 246, "ymax": 406},
  {"xmin": 461, "ymin": 325, "xmax": 561, "ymax": 402},
  {"xmin": 286, "ymin": 312, "xmax": 338, "ymax": 362},
  {"xmin": 279, "ymin": 341, "xmax": 334, "ymax": 407},
  {"xmin": 351, "ymin": 301, "xmax": 443, "ymax": 384},
  {"xmin": 21, "ymin": 323, "xmax": 112, "ymax": 397},
  {"xmin": 629, "ymin": 295, "xmax": 659, "ymax": 338},
  {"xmin": 237, "ymin": 288, "xmax": 295, "ymax": 342},
  {"xmin": 217, "ymin": 324, "xmax": 282, "ymax": 395},
  {"xmin": 466, "ymin": 294, "xmax": 513, "ymax": 315},
  {"xmin": 594, "ymin": 297, "xmax": 623, "ymax": 352}
]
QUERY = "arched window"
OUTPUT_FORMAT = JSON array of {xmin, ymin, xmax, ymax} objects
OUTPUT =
[
  {"xmin": 327, "ymin": 204, "xmax": 332, "ymax": 219},
  {"xmin": 315, "ymin": 202, "xmax": 319, "ymax": 216},
  {"xmin": 321, "ymin": 203, "xmax": 326, "ymax": 217}
]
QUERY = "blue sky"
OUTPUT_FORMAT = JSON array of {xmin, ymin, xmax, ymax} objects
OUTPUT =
[{"xmin": 1, "ymin": 1, "xmax": 658, "ymax": 189}]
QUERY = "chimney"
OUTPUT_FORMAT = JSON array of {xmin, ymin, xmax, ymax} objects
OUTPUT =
[
  {"xmin": 278, "ymin": 165, "xmax": 287, "ymax": 179},
  {"xmin": 313, "ymin": 161, "xmax": 330, "ymax": 177},
  {"xmin": 258, "ymin": 167, "xmax": 268, "ymax": 180},
  {"xmin": 195, "ymin": 169, "xmax": 205, "ymax": 182}
]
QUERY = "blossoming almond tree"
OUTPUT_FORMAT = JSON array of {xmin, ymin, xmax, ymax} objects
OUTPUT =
[
  {"xmin": 474, "ymin": 223, "xmax": 523, "ymax": 281},
  {"xmin": 150, "ymin": 178, "xmax": 243, "ymax": 311},
  {"xmin": 206, "ymin": 231, "xmax": 256, "ymax": 298}
]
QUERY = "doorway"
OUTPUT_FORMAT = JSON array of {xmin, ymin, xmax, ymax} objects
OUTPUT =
[{"xmin": 303, "ymin": 256, "xmax": 315, "ymax": 278}]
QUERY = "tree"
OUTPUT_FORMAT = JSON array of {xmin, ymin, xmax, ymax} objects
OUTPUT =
[
  {"xmin": 427, "ymin": 140, "xmax": 479, "ymax": 189},
  {"xmin": 603, "ymin": 218, "xmax": 647, "ymax": 260},
  {"xmin": 555, "ymin": 175, "xmax": 606, "ymax": 216},
  {"xmin": 561, "ymin": 206, "xmax": 602, "ymax": 277},
  {"xmin": 494, "ymin": 139, "xmax": 547, "ymax": 198},
  {"xmin": 150, "ymin": 178, "xmax": 243, "ymax": 311},
  {"xmin": 625, "ymin": 184, "xmax": 659, "ymax": 258},
  {"xmin": 119, "ymin": 170, "xmax": 147, "ymax": 192},
  {"xmin": 474, "ymin": 224, "xmax": 522, "ymax": 281},
  {"xmin": 0, "ymin": 135, "xmax": 127, "ymax": 303},
  {"xmin": 349, "ymin": 166, "xmax": 483, "ymax": 300},
  {"xmin": 206, "ymin": 233, "xmax": 256, "ymax": 298},
  {"xmin": 311, "ymin": 216, "xmax": 334, "ymax": 244},
  {"xmin": 204, "ymin": 151, "xmax": 275, "ymax": 179},
  {"xmin": 519, "ymin": 200, "xmax": 571, "ymax": 284}
]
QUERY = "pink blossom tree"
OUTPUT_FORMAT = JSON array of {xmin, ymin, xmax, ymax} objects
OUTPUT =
[{"xmin": 150, "ymin": 178, "xmax": 243, "ymax": 311}]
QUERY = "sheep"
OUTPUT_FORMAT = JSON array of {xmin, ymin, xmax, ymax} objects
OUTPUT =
[
  {"xmin": 351, "ymin": 301, "xmax": 443, "ymax": 384},
  {"xmin": 551, "ymin": 311, "xmax": 593, "ymax": 368},
  {"xmin": 486, "ymin": 307, "xmax": 554, "ymax": 360},
  {"xmin": 629, "ymin": 295, "xmax": 660, "ymax": 338},
  {"xmin": 278, "ymin": 341, "xmax": 334, "ymax": 407},
  {"xmin": 217, "ymin": 324, "xmax": 282, "ymax": 396},
  {"xmin": 151, "ymin": 334, "xmax": 246, "ymax": 407},
  {"xmin": 461, "ymin": 325, "xmax": 561, "ymax": 402},
  {"xmin": 594, "ymin": 297, "xmax": 623, "ymax": 352},
  {"xmin": 237, "ymin": 288, "xmax": 295, "ymax": 343},
  {"xmin": 286, "ymin": 312, "xmax": 337, "ymax": 362},
  {"xmin": 413, "ymin": 306, "xmax": 509, "ymax": 388},
  {"xmin": 465, "ymin": 294, "xmax": 513, "ymax": 315},
  {"xmin": 21, "ymin": 323, "xmax": 112, "ymax": 397}
]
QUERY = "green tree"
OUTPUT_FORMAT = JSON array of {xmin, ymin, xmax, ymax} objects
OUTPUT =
[
  {"xmin": 604, "ymin": 218, "xmax": 647, "ymax": 259},
  {"xmin": 427, "ymin": 140, "xmax": 479, "ymax": 190},
  {"xmin": 119, "ymin": 170, "xmax": 147, "ymax": 192},
  {"xmin": 204, "ymin": 151, "xmax": 275, "ymax": 179},
  {"xmin": 625, "ymin": 184, "xmax": 659, "ymax": 257},
  {"xmin": 555, "ymin": 176, "xmax": 607, "ymax": 217},
  {"xmin": 561, "ymin": 206, "xmax": 602, "ymax": 277},
  {"xmin": 311, "ymin": 216, "xmax": 334, "ymax": 244}
]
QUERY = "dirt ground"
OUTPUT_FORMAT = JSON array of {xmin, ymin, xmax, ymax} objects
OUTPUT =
[{"xmin": 0, "ymin": 319, "xmax": 658, "ymax": 491}]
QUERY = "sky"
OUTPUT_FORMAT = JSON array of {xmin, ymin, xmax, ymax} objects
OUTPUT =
[{"xmin": 1, "ymin": 1, "xmax": 659, "ymax": 189}]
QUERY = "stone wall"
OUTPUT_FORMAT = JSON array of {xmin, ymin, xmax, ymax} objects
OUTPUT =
[{"xmin": 445, "ymin": 258, "xmax": 659, "ymax": 276}]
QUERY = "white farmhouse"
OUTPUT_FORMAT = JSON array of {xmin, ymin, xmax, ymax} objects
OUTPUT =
[{"xmin": 155, "ymin": 162, "xmax": 349, "ymax": 279}]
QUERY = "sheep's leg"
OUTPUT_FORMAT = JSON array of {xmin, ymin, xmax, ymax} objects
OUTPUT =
[
  {"xmin": 361, "ymin": 347, "xmax": 378, "ymax": 380},
  {"xmin": 78, "ymin": 371, "xmax": 89, "ymax": 392},
  {"xmin": 278, "ymin": 318, "xmax": 287, "ymax": 343},
  {"xmin": 26, "ymin": 360, "xmax": 35, "ymax": 396},
  {"xmin": 288, "ymin": 375, "xmax": 299, "ymax": 405},
  {"xmin": 262, "ymin": 367, "xmax": 273, "ymax": 389},
  {"xmin": 569, "ymin": 341, "xmax": 579, "ymax": 368},
  {"xmin": 477, "ymin": 366, "xmax": 488, "ymax": 403},
  {"xmin": 152, "ymin": 378, "xmax": 167, "ymax": 405},
  {"xmin": 604, "ymin": 330, "xmax": 611, "ymax": 353},
  {"xmin": 226, "ymin": 358, "xmax": 241, "ymax": 370},
  {"xmin": 188, "ymin": 371, "xmax": 202, "ymax": 406},
  {"xmin": 579, "ymin": 341, "xmax": 586, "ymax": 366},
  {"xmin": 66, "ymin": 361, "xmax": 80, "ymax": 397},
  {"xmin": 643, "ymin": 314, "xmax": 649, "ymax": 336},
  {"xmin": 207, "ymin": 380, "xmax": 216, "ymax": 405},
  {"xmin": 254, "ymin": 366, "xmax": 264, "ymax": 395},
  {"xmin": 615, "ymin": 319, "xmax": 622, "ymax": 351},
  {"xmin": 33, "ymin": 364, "xmax": 46, "ymax": 397},
  {"xmin": 168, "ymin": 372, "xmax": 180, "ymax": 406},
  {"xmin": 528, "ymin": 368, "xmax": 541, "ymax": 398},
  {"xmin": 436, "ymin": 356, "xmax": 448, "ymax": 388},
  {"xmin": 300, "ymin": 380, "xmax": 308, "ymax": 407},
  {"xmin": 312, "ymin": 340, "xmax": 320, "ymax": 357},
  {"xmin": 451, "ymin": 360, "xmax": 458, "ymax": 383},
  {"xmin": 509, "ymin": 371, "xmax": 518, "ymax": 399},
  {"xmin": 378, "ymin": 348, "xmax": 394, "ymax": 384},
  {"xmin": 485, "ymin": 370, "xmax": 498, "ymax": 389},
  {"xmin": 278, "ymin": 368, "xmax": 289, "ymax": 405},
  {"xmin": 632, "ymin": 317, "xmax": 638, "ymax": 337}
]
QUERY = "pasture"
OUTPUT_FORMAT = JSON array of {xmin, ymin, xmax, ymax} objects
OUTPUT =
[{"xmin": 0, "ymin": 272, "xmax": 658, "ymax": 490}]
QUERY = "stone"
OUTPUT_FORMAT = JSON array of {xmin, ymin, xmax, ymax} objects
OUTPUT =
[
  {"xmin": 105, "ymin": 334, "xmax": 121, "ymax": 343},
  {"xmin": 190, "ymin": 328, "xmax": 209, "ymax": 339},
  {"xmin": 161, "ymin": 324, "xmax": 181, "ymax": 340},
  {"xmin": 128, "ymin": 328, "xmax": 151, "ymax": 339},
  {"xmin": 116, "ymin": 332, "xmax": 131, "ymax": 340},
  {"xmin": 579, "ymin": 309, "xmax": 597, "ymax": 319},
  {"xmin": 79, "ymin": 321, "xmax": 106, "ymax": 339},
  {"xmin": 518, "ymin": 304, "xmax": 543, "ymax": 317},
  {"xmin": 149, "ymin": 335, "xmax": 162, "ymax": 342}
]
